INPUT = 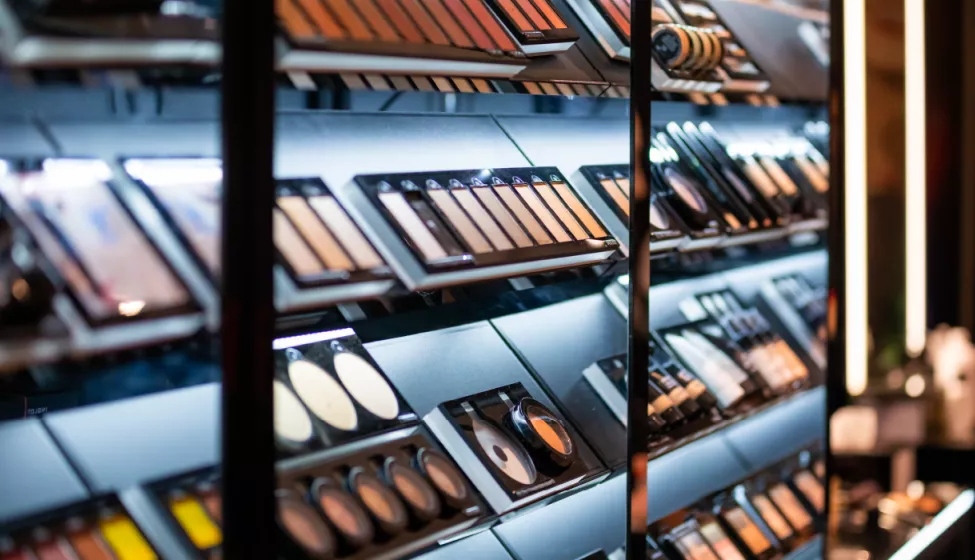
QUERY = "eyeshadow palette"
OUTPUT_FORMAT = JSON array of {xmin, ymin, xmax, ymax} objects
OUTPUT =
[
  {"xmin": 276, "ymin": 427, "xmax": 483, "ymax": 559},
  {"xmin": 424, "ymin": 383, "xmax": 597, "ymax": 513},
  {"xmin": 0, "ymin": 158, "xmax": 205, "ymax": 354},
  {"xmin": 564, "ymin": 0, "xmax": 631, "ymax": 60},
  {"xmin": 576, "ymin": 164, "xmax": 687, "ymax": 254},
  {"xmin": 650, "ymin": 142, "xmax": 725, "ymax": 250},
  {"xmin": 790, "ymin": 470, "xmax": 824, "ymax": 514},
  {"xmin": 0, "ymin": 498, "xmax": 158, "ymax": 560},
  {"xmin": 483, "ymin": 0, "xmax": 579, "ymax": 55},
  {"xmin": 656, "ymin": 0, "xmax": 770, "ymax": 92},
  {"xmin": 272, "ymin": 328, "xmax": 418, "ymax": 454},
  {"xmin": 274, "ymin": 0, "xmax": 529, "ymax": 77},
  {"xmin": 353, "ymin": 167, "xmax": 618, "ymax": 290},
  {"xmin": 0, "ymin": 0, "xmax": 220, "ymax": 67},
  {"xmin": 715, "ymin": 500, "xmax": 778, "ymax": 560},
  {"xmin": 151, "ymin": 471, "xmax": 223, "ymax": 558},
  {"xmin": 760, "ymin": 274, "xmax": 828, "ymax": 371}
]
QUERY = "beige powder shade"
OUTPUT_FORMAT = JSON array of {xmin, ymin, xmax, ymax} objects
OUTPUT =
[
  {"xmin": 740, "ymin": 158, "xmax": 782, "ymax": 199},
  {"xmin": 426, "ymin": 189, "xmax": 493, "ymax": 254},
  {"xmin": 307, "ymin": 195, "xmax": 384, "ymax": 269},
  {"xmin": 472, "ymin": 416, "xmax": 536, "ymax": 485},
  {"xmin": 421, "ymin": 452, "xmax": 468, "ymax": 501},
  {"xmin": 513, "ymin": 185, "xmax": 571, "ymax": 243},
  {"xmin": 550, "ymin": 180, "xmax": 608, "ymax": 238},
  {"xmin": 389, "ymin": 464, "xmax": 440, "ymax": 517},
  {"xmin": 664, "ymin": 168, "xmax": 709, "ymax": 214},
  {"xmin": 650, "ymin": 202, "xmax": 670, "ymax": 229},
  {"xmin": 278, "ymin": 196, "xmax": 355, "ymax": 272},
  {"xmin": 288, "ymin": 360, "xmax": 358, "ymax": 431},
  {"xmin": 274, "ymin": 209, "xmax": 325, "ymax": 278},
  {"xmin": 450, "ymin": 188, "xmax": 514, "ymax": 251},
  {"xmin": 759, "ymin": 157, "xmax": 800, "ymax": 196},
  {"xmin": 353, "ymin": 475, "xmax": 405, "ymax": 527},
  {"xmin": 317, "ymin": 489, "xmax": 373, "ymax": 544},
  {"xmin": 793, "ymin": 155, "xmax": 830, "ymax": 193},
  {"xmin": 273, "ymin": 380, "xmax": 314, "ymax": 444},
  {"xmin": 471, "ymin": 186, "xmax": 534, "ymax": 248},
  {"xmin": 600, "ymin": 178, "xmax": 630, "ymax": 216},
  {"xmin": 378, "ymin": 192, "xmax": 449, "ymax": 262},
  {"xmin": 333, "ymin": 352, "xmax": 399, "ymax": 420},
  {"xmin": 492, "ymin": 184, "xmax": 554, "ymax": 245},
  {"xmin": 532, "ymin": 181, "xmax": 588, "ymax": 240},
  {"xmin": 278, "ymin": 497, "xmax": 335, "ymax": 557}
]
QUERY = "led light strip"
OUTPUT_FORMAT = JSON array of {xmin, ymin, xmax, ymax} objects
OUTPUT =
[
  {"xmin": 905, "ymin": 0, "xmax": 927, "ymax": 357},
  {"xmin": 844, "ymin": 0, "xmax": 869, "ymax": 396},
  {"xmin": 888, "ymin": 489, "xmax": 974, "ymax": 560},
  {"xmin": 272, "ymin": 328, "xmax": 356, "ymax": 350}
]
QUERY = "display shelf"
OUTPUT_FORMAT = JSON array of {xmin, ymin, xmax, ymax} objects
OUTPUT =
[{"xmin": 413, "ymin": 529, "xmax": 513, "ymax": 560}]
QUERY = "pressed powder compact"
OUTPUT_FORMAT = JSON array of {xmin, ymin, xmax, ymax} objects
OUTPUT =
[
  {"xmin": 272, "ymin": 328, "xmax": 417, "ymax": 454},
  {"xmin": 355, "ymin": 167, "xmax": 618, "ymax": 290},
  {"xmin": 425, "ymin": 383, "xmax": 597, "ymax": 513},
  {"xmin": 650, "ymin": 145, "xmax": 724, "ymax": 249},
  {"xmin": 484, "ymin": 0, "xmax": 579, "ymax": 55},
  {"xmin": 276, "ymin": 427, "xmax": 482, "ymax": 559}
]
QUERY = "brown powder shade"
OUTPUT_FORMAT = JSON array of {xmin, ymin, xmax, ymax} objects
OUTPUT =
[
  {"xmin": 356, "ymin": 0, "xmax": 402, "ymax": 41},
  {"xmin": 68, "ymin": 530, "xmax": 114, "ymax": 560},
  {"xmin": 599, "ymin": 178, "xmax": 629, "ymax": 216},
  {"xmin": 532, "ymin": 180, "xmax": 588, "ymax": 240},
  {"xmin": 492, "ymin": 183, "xmax": 553, "ymax": 244},
  {"xmin": 496, "ymin": 0, "xmax": 533, "ymax": 31},
  {"xmin": 378, "ymin": 192, "xmax": 451, "ymax": 261},
  {"xmin": 514, "ymin": 184, "xmax": 571, "ymax": 242},
  {"xmin": 274, "ymin": 208, "xmax": 326, "ymax": 277},
  {"xmin": 551, "ymin": 180, "xmax": 607, "ymax": 237},
  {"xmin": 401, "ymin": 0, "xmax": 452, "ymax": 45},
  {"xmin": 529, "ymin": 0, "xmax": 568, "ymax": 28},
  {"xmin": 425, "ymin": 0, "xmax": 476, "ymax": 48},
  {"xmin": 514, "ymin": 0, "xmax": 552, "ymax": 30},
  {"xmin": 295, "ymin": 0, "xmax": 346, "ymax": 38},
  {"xmin": 376, "ymin": 0, "xmax": 426, "ymax": 42},
  {"xmin": 277, "ymin": 0, "xmax": 318, "ymax": 38},
  {"xmin": 451, "ymin": 187, "xmax": 514, "ymax": 250},
  {"xmin": 443, "ymin": 0, "xmax": 497, "ymax": 51},
  {"xmin": 432, "ymin": 76, "xmax": 455, "ymax": 91},
  {"xmin": 522, "ymin": 81, "xmax": 543, "ymax": 95},
  {"xmin": 410, "ymin": 75, "xmax": 436, "ymax": 90},
  {"xmin": 278, "ymin": 196, "xmax": 355, "ymax": 271},
  {"xmin": 426, "ymin": 189, "xmax": 493, "ymax": 253},
  {"xmin": 539, "ymin": 82, "xmax": 560, "ymax": 95},
  {"xmin": 462, "ymin": 0, "xmax": 519, "ymax": 52},
  {"xmin": 324, "ymin": 0, "xmax": 375, "ymax": 40},
  {"xmin": 471, "ymin": 78, "xmax": 494, "ymax": 93},
  {"xmin": 472, "ymin": 186, "xmax": 533, "ymax": 247},
  {"xmin": 452, "ymin": 77, "xmax": 475, "ymax": 92},
  {"xmin": 307, "ymin": 195, "xmax": 385, "ymax": 270},
  {"xmin": 599, "ymin": 0, "xmax": 630, "ymax": 38}
]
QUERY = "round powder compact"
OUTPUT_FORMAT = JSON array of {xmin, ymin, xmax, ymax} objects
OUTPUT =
[
  {"xmin": 273, "ymin": 380, "xmax": 314, "ymax": 449},
  {"xmin": 333, "ymin": 351, "xmax": 400, "ymax": 421},
  {"xmin": 416, "ymin": 448, "xmax": 470, "ymax": 510},
  {"xmin": 347, "ymin": 470, "xmax": 408, "ymax": 536},
  {"xmin": 384, "ymin": 458, "xmax": 441, "ymax": 521},
  {"xmin": 651, "ymin": 25, "xmax": 691, "ymax": 69},
  {"xmin": 507, "ymin": 398, "xmax": 575, "ymax": 469},
  {"xmin": 312, "ymin": 479, "xmax": 374, "ymax": 548},
  {"xmin": 276, "ymin": 490, "xmax": 335, "ymax": 559},
  {"xmin": 288, "ymin": 359, "xmax": 358, "ymax": 431},
  {"xmin": 471, "ymin": 415, "xmax": 536, "ymax": 485},
  {"xmin": 664, "ymin": 167, "xmax": 709, "ymax": 215}
]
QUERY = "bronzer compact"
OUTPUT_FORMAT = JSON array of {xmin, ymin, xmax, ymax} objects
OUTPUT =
[
  {"xmin": 650, "ymin": 143, "xmax": 724, "ymax": 250},
  {"xmin": 577, "ymin": 164, "xmax": 687, "ymax": 255},
  {"xmin": 424, "ymin": 383, "xmax": 595, "ymax": 513},
  {"xmin": 484, "ymin": 0, "xmax": 580, "ymax": 55},
  {"xmin": 353, "ymin": 167, "xmax": 618, "ymax": 290},
  {"xmin": 272, "ymin": 328, "xmax": 418, "ymax": 455},
  {"xmin": 276, "ymin": 427, "xmax": 483, "ymax": 559}
]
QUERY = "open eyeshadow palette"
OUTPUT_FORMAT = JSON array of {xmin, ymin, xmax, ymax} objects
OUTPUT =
[
  {"xmin": 0, "ymin": 0, "xmax": 220, "ymax": 67},
  {"xmin": 273, "ymin": 328, "xmax": 418, "ymax": 454},
  {"xmin": 655, "ymin": 0, "xmax": 771, "ymax": 93},
  {"xmin": 564, "ymin": 0, "xmax": 631, "ymax": 61},
  {"xmin": 0, "ymin": 158, "xmax": 206, "ymax": 355},
  {"xmin": 0, "ymin": 497, "xmax": 159, "ymax": 560},
  {"xmin": 273, "ymin": 0, "xmax": 529, "ymax": 77},
  {"xmin": 423, "ymin": 383, "xmax": 598, "ymax": 513},
  {"xmin": 150, "ymin": 471, "xmax": 223, "ymax": 558},
  {"xmin": 576, "ymin": 164, "xmax": 687, "ymax": 254},
  {"xmin": 353, "ymin": 167, "xmax": 618, "ymax": 290},
  {"xmin": 275, "ymin": 426, "xmax": 483, "ymax": 559}
]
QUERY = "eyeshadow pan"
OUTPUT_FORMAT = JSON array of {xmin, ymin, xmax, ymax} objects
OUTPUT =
[
  {"xmin": 472, "ymin": 186, "xmax": 533, "ymax": 247},
  {"xmin": 513, "ymin": 183, "xmax": 571, "ymax": 242},
  {"xmin": 532, "ymin": 180, "xmax": 588, "ymax": 240},
  {"xmin": 295, "ymin": 0, "xmax": 346, "ymax": 38},
  {"xmin": 432, "ymin": 76, "xmax": 455, "ymax": 92},
  {"xmin": 288, "ymin": 359, "xmax": 358, "ymax": 431},
  {"xmin": 753, "ymin": 494, "xmax": 792, "ymax": 540},
  {"xmin": 377, "ymin": 0, "xmax": 425, "ymax": 43},
  {"xmin": 197, "ymin": 487, "xmax": 222, "ymax": 524},
  {"xmin": 169, "ymin": 494, "xmax": 222, "ymax": 550},
  {"xmin": 463, "ymin": 0, "xmax": 519, "ymax": 51},
  {"xmin": 740, "ymin": 159, "xmax": 782, "ymax": 198},
  {"xmin": 444, "ymin": 0, "xmax": 497, "ymax": 51},
  {"xmin": 410, "ymin": 76, "xmax": 436, "ymax": 91},
  {"xmin": 759, "ymin": 157, "xmax": 800, "ymax": 196},
  {"xmin": 389, "ymin": 462, "xmax": 441, "ymax": 518},
  {"xmin": 67, "ymin": 526, "xmax": 113, "ymax": 560},
  {"xmin": 33, "ymin": 539, "xmax": 72, "ymax": 560},
  {"xmin": 496, "ymin": 0, "xmax": 533, "ymax": 31},
  {"xmin": 515, "ymin": 0, "xmax": 551, "ymax": 30},
  {"xmin": 274, "ymin": 208, "xmax": 326, "ymax": 278},
  {"xmin": 419, "ymin": 450, "xmax": 469, "ymax": 502},
  {"xmin": 492, "ymin": 183, "xmax": 554, "ymax": 244},
  {"xmin": 539, "ymin": 82, "xmax": 560, "ymax": 95},
  {"xmin": 274, "ymin": 379, "xmax": 315, "ymax": 445},
  {"xmin": 98, "ymin": 513, "xmax": 157, "ymax": 560},
  {"xmin": 356, "ymin": 0, "xmax": 401, "ymax": 41},
  {"xmin": 529, "ymin": 0, "xmax": 568, "ymax": 28},
  {"xmin": 599, "ymin": 177, "xmax": 630, "ymax": 216},
  {"xmin": 599, "ymin": 0, "xmax": 630, "ymax": 38},
  {"xmin": 550, "ymin": 179, "xmax": 607, "ymax": 237},
  {"xmin": 278, "ymin": 196, "xmax": 355, "ymax": 272},
  {"xmin": 315, "ymin": 485, "xmax": 374, "ymax": 546},
  {"xmin": 451, "ymin": 77, "xmax": 475, "ymax": 93},
  {"xmin": 307, "ymin": 195, "xmax": 384, "ymax": 270},
  {"xmin": 334, "ymin": 352, "xmax": 400, "ymax": 420},
  {"xmin": 401, "ymin": 0, "xmax": 452, "ymax": 45},
  {"xmin": 769, "ymin": 484, "xmax": 812, "ymax": 531},
  {"xmin": 450, "ymin": 187, "xmax": 515, "ymax": 250},
  {"xmin": 324, "ymin": 0, "xmax": 375, "ymax": 40},
  {"xmin": 425, "ymin": 0, "xmax": 476, "ymax": 48},
  {"xmin": 277, "ymin": 0, "xmax": 318, "ymax": 39},
  {"xmin": 471, "ymin": 78, "xmax": 494, "ymax": 93},
  {"xmin": 378, "ymin": 192, "xmax": 450, "ymax": 262},
  {"xmin": 426, "ymin": 188, "xmax": 493, "ymax": 253},
  {"xmin": 277, "ymin": 494, "xmax": 335, "ymax": 558}
]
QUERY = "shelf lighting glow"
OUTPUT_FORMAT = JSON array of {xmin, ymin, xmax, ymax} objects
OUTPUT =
[
  {"xmin": 888, "ymin": 489, "xmax": 974, "ymax": 560},
  {"xmin": 905, "ymin": 0, "xmax": 927, "ymax": 357},
  {"xmin": 845, "ymin": 0, "xmax": 869, "ymax": 397}
]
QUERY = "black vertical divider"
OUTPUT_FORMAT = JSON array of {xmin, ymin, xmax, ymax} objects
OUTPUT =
[
  {"xmin": 627, "ymin": 2, "xmax": 652, "ymax": 558},
  {"xmin": 826, "ymin": 0, "xmax": 847, "ymax": 550},
  {"xmin": 220, "ymin": 0, "xmax": 277, "ymax": 555}
]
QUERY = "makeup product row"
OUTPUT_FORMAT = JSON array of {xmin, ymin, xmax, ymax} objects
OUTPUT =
[
  {"xmin": 647, "ymin": 459, "xmax": 824, "ymax": 560},
  {"xmin": 425, "ymin": 383, "xmax": 598, "ymax": 513},
  {"xmin": 273, "ymin": 328, "xmax": 417, "ymax": 454},
  {"xmin": 276, "ymin": 428, "xmax": 482, "ymax": 559},
  {"xmin": 650, "ymin": 23, "xmax": 724, "ymax": 92},
  {"xmin": 153, "ymin": 473, "xmax": 223, "ymax": 558},
  {"xmin": 564, "ymin": 0, "xmax": 631, "ymax": 60},
  {"xmin": 484, "ymin": 0, "xmax": 580, "ymax": 55},
  {"xmin": 273, "ymin": 0, "xmax": 530, "ymax": 76},
  {"xmin": 0, "ymin": 499, "xmax": 159, "ymax": 560},
  {"xmin": 355, "ymin": 167, "xmax": 617, "ymax": 289},
  {"xmin": 759, "ymin": 274, "xmax": 827, "ymax": 371},
  {"xmin": 582, "ymin": 352, "xmax": 719, "ymax": 444},
  {"xmin": 655, "ymin": 0, "xmax": 771, "ymax": 93}
]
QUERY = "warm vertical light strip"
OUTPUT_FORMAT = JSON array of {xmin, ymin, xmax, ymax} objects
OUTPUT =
[
  {"xmin": 905, "ymin": 0, "xmax": 927, "ymax": 357},
  {"xmin": 845, "ymin": 0, "xmax": 869, "ymax": 397}
]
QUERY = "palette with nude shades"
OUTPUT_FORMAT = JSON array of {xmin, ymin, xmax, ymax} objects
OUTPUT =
[
  {"xmin": 273, "ymin": 0, "xmax": 529, "ymax": 77},
  {"xmin": 353, "ymin": 166, "xmax": 618, "ymax": 290},
  {"xmin": 272, "ymin": 328, "xmax": 418, "ymax": 455},
  {"xmin": 275, "ymin": 427, "xmax": 483, "ymax": 559},
  {"xmin": 483, "ymin": 0, "xmax": 579, "ymax": 55},
  {"xmin": 424, "ymin": 383, "xmax": 598, "ymax": 513},
  {"xmin": 564, "ymin": 0, "xmax": 631, "ymax": 60},
  {"xmin": 0, "ymin": 498, "xmax": 159, "ymax": 560}
]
